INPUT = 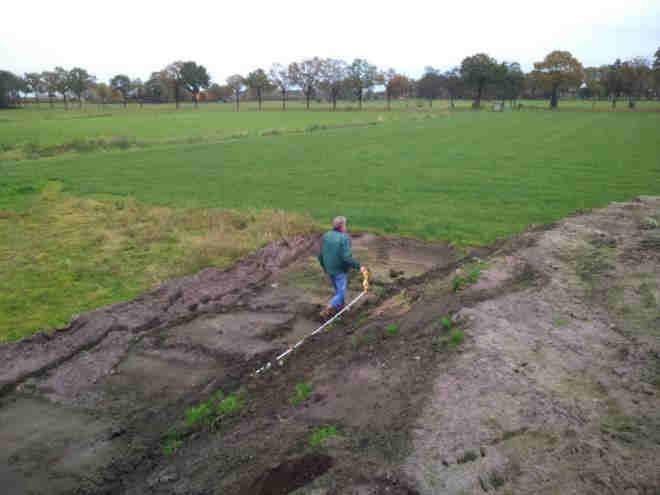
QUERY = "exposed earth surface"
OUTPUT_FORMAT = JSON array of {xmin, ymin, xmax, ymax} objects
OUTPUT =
[{"xmin": 1, "ymin": 197, "xmax": 658, "ymax": 495}]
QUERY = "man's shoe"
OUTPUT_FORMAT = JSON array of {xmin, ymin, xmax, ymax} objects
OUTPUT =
[{"xmin": 319, "ymin": 306, "xmax": 336, "ymax": 322}]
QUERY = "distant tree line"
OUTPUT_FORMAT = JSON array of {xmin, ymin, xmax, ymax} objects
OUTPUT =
[{"xmin": 2, "ymin": 48, "xmax": 659, "ymax": 110}]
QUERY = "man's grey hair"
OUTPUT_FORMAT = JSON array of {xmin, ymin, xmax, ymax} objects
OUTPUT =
[{"xmin": 332, "ymin": 216, "xmax": 347, "ymax": 230}]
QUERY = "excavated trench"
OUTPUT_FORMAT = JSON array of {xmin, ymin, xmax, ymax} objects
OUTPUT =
[{"xmin": 1, "ymin": 199, "xmax": 659, "ymax": 495}]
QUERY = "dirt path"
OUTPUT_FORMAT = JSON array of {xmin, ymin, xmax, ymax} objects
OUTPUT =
[{"xmin": 1, "ymin": 199, "xmax": 658, "ymax": 495}]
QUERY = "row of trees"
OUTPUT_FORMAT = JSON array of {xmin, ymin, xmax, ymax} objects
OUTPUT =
[{"xmin": 2, "ymin": 48, "xmax": 660, "ymax": 110}]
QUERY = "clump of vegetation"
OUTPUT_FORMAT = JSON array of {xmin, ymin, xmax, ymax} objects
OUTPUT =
[
  {"xmin": 457, "ymin": 449, "xmax": 479, "ymax": 463},
  {"xmin": 290, "ymin": 382, "xmax": 313, "ymax": 406},
  {"xmin": 184, "ymin": 389, "xmax": 245, "ymax": 429},
  {"xmin": 385, "ymin": 323, "xmax": 399, "ymax": 336},
  {"xmin": 575, "ymin": 245, "xmax": 617, "ymax": 299},
  {"xmin": 229, "ymin": 130, "xmax": 249, "ymax": 140},
  {"xmin": 600, "ymin": 414, "xmax": 644, "ymax": 443},
  {"xmin": 309, "ymin": 425, "xmax": 338, "ymax": 448},
  {"xmin": 452, "ymin": 263, "xmax": 483, "ymax": 292},
  {"xmin": 440, "ymin": 316, "xmax": 452, "ymax": 330},
  {"xmin": 433, "ymin": 315, "xmax": 465, "ymax": 350},
  {"xmin": 162, "ymin": 429, "xmax": 183, "ymax": 456},
  {"xmin": 305, "ymin": 123, "xmax": 327, "ymax": 133},
  {"xmin": 163, "ymin": 389, "xmax": 246, "ymax": 456},
  {"xmin": 640, "ymin": 216, "xmax": 658, "ymax": 230},
  {"xmin": 449, "ymin": 328, "xmax": 465, "ymax": 346},
  {"xmin": 260, "ymin": 128, "xmax": 283, "ymax": 137}
]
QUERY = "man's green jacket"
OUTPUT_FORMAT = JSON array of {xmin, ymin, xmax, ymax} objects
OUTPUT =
[{"xmin": 318, "ymin": 230, "xmax": 360, "ymax": 276}]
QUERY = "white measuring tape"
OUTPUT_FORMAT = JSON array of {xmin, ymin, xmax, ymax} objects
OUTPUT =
[{"xmin": 255, "ymin": 269, "xmax": 369, "ymax": 375}]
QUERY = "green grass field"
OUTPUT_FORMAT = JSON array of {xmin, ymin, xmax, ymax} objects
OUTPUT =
[{"xmin": 1, "ymin": 103, "xmax": 659, "ymax": 340}]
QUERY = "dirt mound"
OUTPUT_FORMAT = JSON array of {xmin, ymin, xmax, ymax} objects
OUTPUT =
[{"xmin": 1, "ymin": 199, "xmax": 658, "ymax": 495}]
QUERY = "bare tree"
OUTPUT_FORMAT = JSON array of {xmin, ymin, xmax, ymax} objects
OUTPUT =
[
  {"xmin": 417, "ymin": 67, "xmax": 443, "ymax": 107},
  {"xmin": 289, "ymin": 57, "xmax": 322, "ymax": 110},
  {"xmin": 346, "ymin": 58, "xmax": 378, "ymax": 110},
  {"xmin": 226, "ymin": 74, "xmax": 245, "ymax": 111},
  {"xmin": 24, "ymin": 72, "xmax": 43, "ymax": 106},
  {"xmin": 443, "ymin": 68, "xmax": 463, "ymax": 108},
  {"xmin": 269, "ymin": 63, "xmax": 292, "ymax": 110},
  {"xmin": 381, "ymin": 68, "xmax": 404, "ymax": 111},
  {"xmin": 320, "ymin": 59, "xmax": 347, "ymax": 111},
  {"xmin": 41, "ymin": 70, "xmax": 58, "ymax": 108},
  {"xmin": 164, "ymin": 62, "xmax": 185, "ymax": 109},
  {"xmin": 54, "ymin": 67, "xmax": 70, "ymax": 109}
]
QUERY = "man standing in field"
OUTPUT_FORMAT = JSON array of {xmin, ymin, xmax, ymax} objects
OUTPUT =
[{"xmin": 318, "ymin": 216, "xmax": 366, "ymax": 321}]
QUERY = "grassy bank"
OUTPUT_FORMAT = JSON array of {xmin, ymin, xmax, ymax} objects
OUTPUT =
[{"xmin": 0, "ymin": 183, "xmax": 315, "ymax": 341}]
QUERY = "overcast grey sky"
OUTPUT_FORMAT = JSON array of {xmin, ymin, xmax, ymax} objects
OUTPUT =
[{"xmin": 2, "ymin": 0, "xmax": 658, "ymax": 83}]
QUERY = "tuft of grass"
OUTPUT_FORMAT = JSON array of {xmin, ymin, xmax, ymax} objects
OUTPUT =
[
  {"xmin": 290, "ymin": 382, "xmax": 313, "ymax": 406},
  {"xmin": 440, "ymin": 315, "xmax": 452, "ymax": 330},
  {"xmin": 185, "ymin": 402, "xmax": 215, "ymax": 428},
  {"xmin": 385, "ymin": 323, "xmax": 399, "ymax": 336},
  {"xmin": 184, "ymin": 389, "xmax": 245, "ymax": 429},
  {"xmin": 433, "ymin": 316, "xmax": 465, "ymax": 350},
  {"xmin": 574, "ymin": 244, "xmax": 617, "ymax": 298},
  {"xmin": 162, "ymin": 430, "xmax": 183, "ymax": 456},
  {"xmin": 304, "ymin": 123, "xmax": 327, "ymax": 133},
  {"xmin": 457, "ymin": 450, "xmax": 479, "ymax": 463},
  {"xmin": 640, "ymin": 216, "xmax": 658, "ymax": 229},
  {"xmin": 452, "ymin": 264, "xmax": 483, "ymax": 292},
  {"xmin": 309, "ymin": 425, "xmax": 338, "ymax": 448},
  {"xmin": 448, "ymin": 328, "xmax": 465, "ymax": 346}
]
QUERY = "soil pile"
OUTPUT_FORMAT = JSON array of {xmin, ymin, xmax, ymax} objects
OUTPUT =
[{"xmin": 1, "ymin": 198, "xmax": 658, "ymax": 495}]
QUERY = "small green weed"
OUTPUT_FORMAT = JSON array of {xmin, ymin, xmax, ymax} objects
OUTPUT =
[
  {"xmin": 309, "ymin": 425, "xmax": 338, "ymax": 448},
  {"xmin": 449, "ymin": 328, "xmax": 465, "ymax": 346},
  {"xmin": 452, "ymin": 264, "xmax": 482, "ymax": 292},
  {"xmin": 553, "ymin": 317, "xmax": 569, "ymax": 328},
  {"xmin": 185, "ymin": 402, "xmax": 214, "ymax": 428},
  {"xmin": 433, "ymin": 315, "xmax": 465, "ymax": 350},
  {"xmin": 184, "ymin": 389, "xmax": 245, "ymax": 429},
  {"xmin": 440, "ymin": 316, "xmax": 452, "ymax": 330},
  {"xmin": 290, "ymin": 382, "xmax": 313, "ymax": 406},
  {"xmin": 162, "ymin": 430, "xmax": 183, "ymax": 456},
  {"xmin": 640, "ymin": 216, "xmax": 658, "ymax": 229},
  {"xmin": 385, "ymin": 323, "xmax": 398, "ymax": 336}
]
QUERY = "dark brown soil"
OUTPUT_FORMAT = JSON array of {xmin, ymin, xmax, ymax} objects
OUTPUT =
[{"xmin": 1, "ymin": 198, "xmax": 658, "ymax": 495}]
